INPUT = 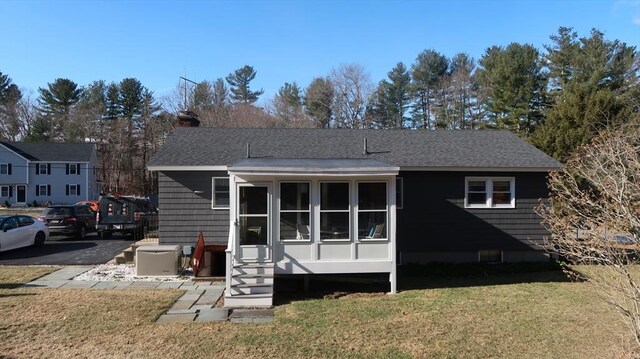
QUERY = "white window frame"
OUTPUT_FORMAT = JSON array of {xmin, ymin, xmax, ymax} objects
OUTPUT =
[
  {"xmin": 37, "ymin": 185, "xmax": 49, "ymax": 196},
  {"xmin": 68, "ymin": 184, "xmax": 80, "ymax": 196},
  {"xmin": 464, "ymin": 177, "xmax": 515, "ymax": 209},
  {"xmin": 0, "ymin": 186, "xmax": 9, "ymax": 197},
  {"xmin": 319, "ymin": 181, "xmax": 351, "ymax": 242},
  {"xmin": 211, "ymin": 177, "xmax": 230, "ymax": 209},
  {"xmin": 357, "ymin": 181, "xmax": 389, "ymax": 242},
  {"xmin": 36, "ymin": 163, "xmax": 49, "ymax": 175},
  {"xmin": 278, "ymin": 181, "xmax": 312, "ymax": 242},
  {"xmin": 68, "ymin": 164, "xmax": 78, "ymax": 175}
]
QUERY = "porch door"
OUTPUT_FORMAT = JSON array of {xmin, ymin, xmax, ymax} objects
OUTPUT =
[
  {"xmin": 16, "ymin": 186, "xmax": 26, "ymax": 203},
  {"xmin": 236, "ymin": 183, "xmax": 271, "ymax": 262}
]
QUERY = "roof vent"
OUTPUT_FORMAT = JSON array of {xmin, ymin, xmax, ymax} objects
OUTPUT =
[
  {"xmin": 246, "ymin": 142, "xmax": 251, "ymax": 158},
  {"xmin": 363, "ymin": 137, "xmax": 369, "ymax": 155}
]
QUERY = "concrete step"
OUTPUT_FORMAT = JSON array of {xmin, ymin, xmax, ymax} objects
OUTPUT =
[
  {"xmin": 123, "ymin": 247, "xmax": 135, "ymax": 263},
  {"xmin": 114, "ymin": 253, "xmax": 128, "ymax": 265},
  {"xmin": 224, "ymin": 293, "xmax": 272, "ymax": 308}
]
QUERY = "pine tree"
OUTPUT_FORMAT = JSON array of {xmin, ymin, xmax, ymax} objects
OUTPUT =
[
  {"xmin": 225, "ymin": 65, "xmax": 264, "ymax": 104},
  {"xmin": 410, "ymin": 50, "xmax": 448, "ymax": 129},
  {"xmin": 533, "ymin": 28, "xmax": 638, "ymax": 161},
  {"xmin": 304, "ymin": 77, "xmax": 334, "ymax": 128},
  {"xmin": 0, "ymin": 72, "xmax": 23, "ymax": 140},
  {"xmin": 35, "ymin": 78, "xmax": 82, "ymax": 141},
  {"xmin": 476, "ymin": 43, "xmax": 547, "ymax": 135}
]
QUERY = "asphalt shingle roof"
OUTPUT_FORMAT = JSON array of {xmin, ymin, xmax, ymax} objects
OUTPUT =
[
  {"xmin": 148, "ymin": 127, "xmax": 562, "ymax": 170},
  {"xmin": 0, "ymin": 142, "xmax": 95, "ymax": 162}
]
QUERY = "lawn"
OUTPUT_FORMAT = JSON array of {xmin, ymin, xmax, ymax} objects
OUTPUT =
[{"xmin": 0, "ymin": 265, "xmax": 630, "ymax": 358}]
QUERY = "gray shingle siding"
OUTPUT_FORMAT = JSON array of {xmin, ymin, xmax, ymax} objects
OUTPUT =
[
  {"xmin": 396, "ymin": 171, "xmax": 549, "ymax": 255},
  {"xmin": 158, "ymin": 171, "xmax": 229, "ymax": 246}
]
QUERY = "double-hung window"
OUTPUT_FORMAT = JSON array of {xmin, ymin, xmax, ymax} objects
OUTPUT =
[
  {"xmin": 279, "ymin": 182, "xmax": 310, "ymax": 241},
  {"xmin": 358, "ymin": 182, "xmax": 388, "ymax": 240},
  {"xmin": 465, "ymin": 177, "xmax": 515, "ymax": 208},
  {"xmin": 1, "ymin": 186, "xmax": 9, "ymax": 197},
  {"xmin": 36, "ymin": 163, "xmax": 49, "ymax": 175},
  {"xmin": 67, "ymin": 184, "xmax": 80, "ymax": 196},
  {"xmin": 68, "ymin": 164, "xmax": 78, "ymax": 175},
  {"xmin": 212, "ymin": 177, "xmax": 230, "ymax": 209},
  {"xmin": 36, "ymin": 185, "xmax": 50, "ymax": 196},
  {"xmin": 319, "ymin": 182, "xmax": 350, "ymax": 240},
  {"xmin": 0, "ymin": 163, "xmax": 10, "ymax": 175}
]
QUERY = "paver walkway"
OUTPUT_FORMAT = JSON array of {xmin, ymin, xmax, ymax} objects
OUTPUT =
[{"xmin": 21, "ymin": 266, "xmax": 273, "ymax": 324}]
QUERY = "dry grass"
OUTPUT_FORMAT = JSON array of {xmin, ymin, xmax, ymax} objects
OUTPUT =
[
  {"xmin": 0, "ymin": 208, "xmax": 43, "ymax": 218},
  {"xmin": 0, "ymin": 266, "xmax": 632, "ymax": 358},
  {"xmin": 0, "ymin": 266, "xmax": 57, "ymax": 287}
]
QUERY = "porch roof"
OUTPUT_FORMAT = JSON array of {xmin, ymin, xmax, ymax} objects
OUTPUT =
[{"xmin": 227, "ymin": 158, "xmax": 399, "ymax": 176}]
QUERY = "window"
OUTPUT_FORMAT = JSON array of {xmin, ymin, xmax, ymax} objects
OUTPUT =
[
  {"xmin": 212, "ymin": 177, "xmax": 230, "ymax": 208},
  {"xmin": 36, "ymin": 163, "xmax": 49, "ymax": 175},
  {"xmin": 358, "ymin": 182, "xmax": 388, "ymax": 240},
  {"xmin": 320, "ymin": 182, "xmax": 350, "ymax": 240},
  {"xmin": 396, "ymin": 177, "xmax": 403, "ymax": 209},
  {"xmin": 279, "ymin": 182, "xmax": 310, "ymax": 241},
  {"xmin": 67, "ymin": 184, "xmax": 80, "ymax": 196},
  {"xmin": 465, "ymin": 177, "xmax": 515, "ymax": 208},
  {"xmin": 0, "ymin": 186, "xmax": 9, "ymax": 197},
  {"xmin": 0, "ymin": 163, "xmax": 10, "ymax": 175},
  {"xmin": 68, "ymin": 164, "xmax": 78, "ymax": 175},
  {"xmin": 36, "ymin": 185, "xmax": 50, "ymax": 196}
]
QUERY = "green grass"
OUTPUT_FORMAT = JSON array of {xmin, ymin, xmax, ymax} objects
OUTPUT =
[{"xmin": 0, "ymin": 265, "xmax": 632, "ymax": 358}]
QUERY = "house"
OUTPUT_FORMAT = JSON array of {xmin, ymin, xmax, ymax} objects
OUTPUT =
[
  {"xmin": 147, "ymin": 128, "xmax": 562, "ymax": 307},
  {"xmin": 0, "ymin": 142, "xmax": 99, "ymax": 207}
]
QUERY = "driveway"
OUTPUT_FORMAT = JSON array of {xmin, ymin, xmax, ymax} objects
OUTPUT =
[{"xmin": 0, "ymin": 232, "xmax": 135, "ymax": 265}]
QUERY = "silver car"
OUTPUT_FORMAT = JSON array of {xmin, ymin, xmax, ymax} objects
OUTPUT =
[{"xmin": 0, "ymin": 215, "xmax": 49, "ymax": 252}]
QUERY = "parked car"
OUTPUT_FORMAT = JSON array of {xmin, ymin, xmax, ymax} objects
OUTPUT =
[
  {"xmin": 96, "ymin": 195, "xmax": 158, "ymax": 240},
  {"xmin": 39, "ymin": 204, "xmax": 96, "ymax": 240},
  {"xmin": 0, "ymin": 215, "xmax": 49, "ymax": 252},
  {"xmin": 76, "ymin": 200, "xmax": 99, "ymax": 213}
]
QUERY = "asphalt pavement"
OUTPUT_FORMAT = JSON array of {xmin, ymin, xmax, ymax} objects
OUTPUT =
[{"xmin": 0, "ymin": 232, "xmax": 135, "ymax": 265}]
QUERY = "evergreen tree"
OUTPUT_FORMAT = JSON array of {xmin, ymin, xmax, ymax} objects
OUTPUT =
[
  {"xmin": 386, "ymin": 62, "xmax": 411, "ymax": 128},
  {"xmin": 304, "ymin": 77, "xmax": 334, "ymax": 128},
  {"xmin": 533, "ymin": 28, "xmax": 638, "ymax": 160},
  {"xmin": 225, "ymin": 65, "xmax": 264, "ymax": 104},
  {"xmin": 273, "ymin": 82, "xmax": 304, "ymax": 124},
  {"xmin": 34, "ymin": 78, "xmax": 82, "ymax": 141},
  {"xmin": 0, "ymin": 72, "xmax": 23, "ymax": 140},
  {"xmin": 448, "ymin": 53, "xmax": 478, "ymax": 129},
  {"xmin": 476, "ymin": 43, "xmax": 547, "ymax": 135},
  {"xmin": 410, "ymin": 50, "xmax": 448, "ymax": 129}
]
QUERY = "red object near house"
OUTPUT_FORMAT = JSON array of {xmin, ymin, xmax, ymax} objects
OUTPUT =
[{"xmin": 192, "ymin": 232, "xmax": 206, "ymax": 275}]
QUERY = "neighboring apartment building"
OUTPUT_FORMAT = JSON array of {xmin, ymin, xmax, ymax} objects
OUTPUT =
[{"xmin": 0, "ymin": 142, "xmax": 98, "ymax": 206}]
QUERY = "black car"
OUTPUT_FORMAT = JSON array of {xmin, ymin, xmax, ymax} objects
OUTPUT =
[
  {"xmin": 96, "ymin": 195, "xmax": 158, "ymax": 240},
  {"xmin": 39, "ymin": 204, "xmax": 96, "ymax": 240}
]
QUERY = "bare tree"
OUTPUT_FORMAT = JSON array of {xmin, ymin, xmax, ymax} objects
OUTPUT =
[
  {"xmin": 329, "ymin": 64, "xmax": 373, "ymax": 128},
  {"xmin": 537, "ymin": 125, "xmax": 640, "ymax": 347}
]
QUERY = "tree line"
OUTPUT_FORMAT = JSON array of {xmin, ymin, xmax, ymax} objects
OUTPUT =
[{"xmin": 0, "ymin": 26, "xmax": 637, "ymax": 194}]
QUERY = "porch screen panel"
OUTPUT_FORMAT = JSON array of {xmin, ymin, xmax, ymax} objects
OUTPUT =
[
  {"xmin": 320, "ymin": 182, "xmax": 350, "ymax": 240},
  {"xmin": 358, "ymin": 182, "xmax": 387, "ymax": 240},
  {"xmin": 280, "ymin": 182, "xmax": 310, "ymax": 240},
  {"xmin": 239, "ymin": 186, "xmax": 268, "ymax": 245}
]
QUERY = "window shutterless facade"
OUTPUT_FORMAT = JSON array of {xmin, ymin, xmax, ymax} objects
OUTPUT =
[
  {"xmin": 319, "ymin": 182, "xmax": 350, "ymax": 241},
  {"xmin": 211, "ymin": 177, "xmax": 230, "ymax": 209},
  {"xmin": 464, "ymin": 177, "xmax": 515, "ymax": 208},
  {"xmin": 279, "ymin": 182, "xmax": 311, "ymax": 241},
  {"xmin": 1, "ymin": 186, "xmax": 9, "ymax": 197}
]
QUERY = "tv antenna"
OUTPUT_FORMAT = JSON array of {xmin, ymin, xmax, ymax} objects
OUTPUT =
[{"xmin": 180, "ymin": 74, "xmax": 198, "ymax": 111}]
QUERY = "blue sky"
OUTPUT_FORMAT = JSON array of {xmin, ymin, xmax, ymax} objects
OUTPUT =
[{"xmin": 1, "ymin": 0, "xmax": 639, "ymax": 105}]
